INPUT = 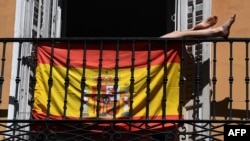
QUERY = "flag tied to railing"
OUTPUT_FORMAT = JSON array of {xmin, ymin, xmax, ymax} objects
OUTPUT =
[{"xmin": 32, "ymin": 41, "xmax": 182, "ymax": 130}]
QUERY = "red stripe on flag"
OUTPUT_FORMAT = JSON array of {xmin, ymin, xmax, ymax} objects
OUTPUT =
[{"xmin": 37, "ymin": 41, "xmax": 181, "ymax": 69}]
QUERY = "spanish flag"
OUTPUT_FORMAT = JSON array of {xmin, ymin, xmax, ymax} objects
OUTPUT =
[{"xmin": 32, "ymin": 40, "xmax": 181, "ymax": 130}]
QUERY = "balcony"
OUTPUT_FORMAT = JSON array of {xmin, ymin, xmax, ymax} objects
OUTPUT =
[{"xmin": 0, "ymin": 37, "xmax": 250, "ymax": 141}]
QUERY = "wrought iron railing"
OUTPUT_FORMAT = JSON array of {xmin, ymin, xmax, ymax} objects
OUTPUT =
[{"xmin": 0, "ymin": 37, "xmax": 250, "ymax": 141}]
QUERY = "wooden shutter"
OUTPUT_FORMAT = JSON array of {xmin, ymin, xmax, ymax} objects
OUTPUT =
[{"xmin": 32, "ymin": 0, "xmax": 61, "ymax": 38}]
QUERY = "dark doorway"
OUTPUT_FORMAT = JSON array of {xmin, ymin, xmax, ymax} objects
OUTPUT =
[{"xmin": 61, "ymin": 0, "xmax": 175, "ymax": 37}]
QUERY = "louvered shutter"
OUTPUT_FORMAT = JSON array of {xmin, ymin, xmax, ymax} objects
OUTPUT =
[
  {"xmin": 32, "ymin": 0, "xmax": 61, "ymax": 38},
  {"xmin": 8, "ymin": 0, "xmax": 62, "ymax": 120}
]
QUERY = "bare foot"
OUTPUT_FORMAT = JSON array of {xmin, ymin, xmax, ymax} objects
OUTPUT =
[
  {"xmin": 219, "ymin": 14, "xmax": 236, "ymax": 38},
  {"xmin": 192, "ymin": 16, "xmax": 218, "ymax": 30}
]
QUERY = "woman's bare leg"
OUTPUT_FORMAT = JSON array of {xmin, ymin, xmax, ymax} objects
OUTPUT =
[
  {"xmin": 160, "ymin": 14, "xmax": 235, "ymax": 38},
  {"xmin": 160, "ymin": 16, "xmax": 217, "ymax": 38}
]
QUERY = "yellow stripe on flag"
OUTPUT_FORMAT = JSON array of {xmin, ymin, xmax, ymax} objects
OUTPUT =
[{"xmin": 33, "ymin": 62, "xmax": 180, "ymax": 119}]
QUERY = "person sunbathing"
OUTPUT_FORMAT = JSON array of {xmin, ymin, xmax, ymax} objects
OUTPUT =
[{"xmin": 160, "ymin": 14, "xmax": 236, "ymax": 39}]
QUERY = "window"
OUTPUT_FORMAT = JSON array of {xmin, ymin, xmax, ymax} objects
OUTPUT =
[{"xmin": 61, "ymin": 0, "xmax": 175, "ymax": 37}]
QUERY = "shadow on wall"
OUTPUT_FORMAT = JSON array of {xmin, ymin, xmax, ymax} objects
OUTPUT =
[
  {"xmin": 211, "ymin": 97, "xmax": 250, "ymax": 120},
  {"xmin": 183, "ymin": 52, "xmax": 249, "ymax": 120}
]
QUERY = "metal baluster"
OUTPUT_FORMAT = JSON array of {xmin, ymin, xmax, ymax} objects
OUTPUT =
[
  {"xmin": 0, "ymin": 41, "xmax": 6, "ymax": 103},
  {"xmin": 63, "ymin": 41, "xmax": 71, "ymax": 119},
  {"xmin": 113, "ymin": 40, "xmax": 120, "ymax": 120},
  {"xmin": 128, "ymin": 40, "xmax": 136, "ymax": 132},
  {"xmin": 96, "ymin": 41, "xmax": 103, "ymax": 119},
  {"xmin": 245, "ymin": 41, "xmax": 250, "ymax": 120},
  {"xmin": 228, "ymin": 41, "xmax": 234, "ymax": 120},
  {"xmin": 13, "ymin": 42, "xmax": 23, "ymax": 119},
  {"xmin": 162, "ymin": 41, "xmax": 168, "ymax": 120},
  {"xmin": 80, "ymin": 41, "xmax": 87, "ymax": 119},
  {"xmin": 46, "ymin": 41, "xmax": 55, "ymax": 119},
  {"xmin": 12, "ymin": 41, "xmax": 23, "ymax": 140},
  {"xmin": 29, "ymin": 42, "xmax": 38, "ymax": 119},
  {"xmin": 194, "ymin": 42, "xmax": 201, "ymax": 120},
  {"xmin": 129, "ymin": 40, "xmax": 135, "ymax": 120},
  {"xmin": 146, "ymin": 40, "xmax": 151, "ymax": 120},
  {"xmin": 211, "ymin": 41, "xmax": 217, "ymax": 120},
  {"xmin": 179, "ymin": 40, "xmax": 185, "ymax": 120}
]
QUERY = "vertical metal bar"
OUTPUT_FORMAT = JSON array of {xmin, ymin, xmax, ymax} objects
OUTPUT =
[
  {"xmin": 46, "ymin": 40, "xmax": 55, "ymax": 119},
  {"xmin": 129, "ymin": 40, "xmax": 135, "ymax": 120},
  {"xmin": 179, "ymin": 40, "xmax": 185, "ymax": 120},
  {"xmin": 12, "ymin": 41, "xmax": 23, "ymax": 139},
  {"xmin": 211, "ymin": 41, "xmax": 217, "ymax": 120},
  {"xmin": 63, "ymin": 41, "xmax": 71, "ymax": 119},
  {"xmin": 80, "ymin": 41, "xmax": 87, "ymax": 119},
  {"xmin": 128, "ymin": 40, "xmax": 136, "ymax": 132},
  {"xmin": 162, "ymin": 41, "xmax": 168, "ymax": 120},
  {"xmin": 96, "ymin": 41, "xmax": 103, "ymax": 119},
  {"xmin": 245, "ymin": 41, "xmax": 250, "ymax": 120},
  {"xmin": 228, "ymin": 41, "xmax": 234, "ymax": 120},
  {"xmin": 0, "ymin": 41, "xmax": 6, "ymax": 103},
  {"xmin": 29, "ymin": 42, "xmax": 38, "ymax": 119},
  {"xmin": 146, "ymin": 40, "xmax": 151, "ymax": 120},
  {"xmin": 13, "ymin": 42, "xmax": 23, "ymax": 119},
  {"xmin": 113, "ymin": 40, "xmax": 120, "ymax": 120},
  {"xmin": 194, "ymin": 43, "xmax": 201, "ymax": 120}
]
